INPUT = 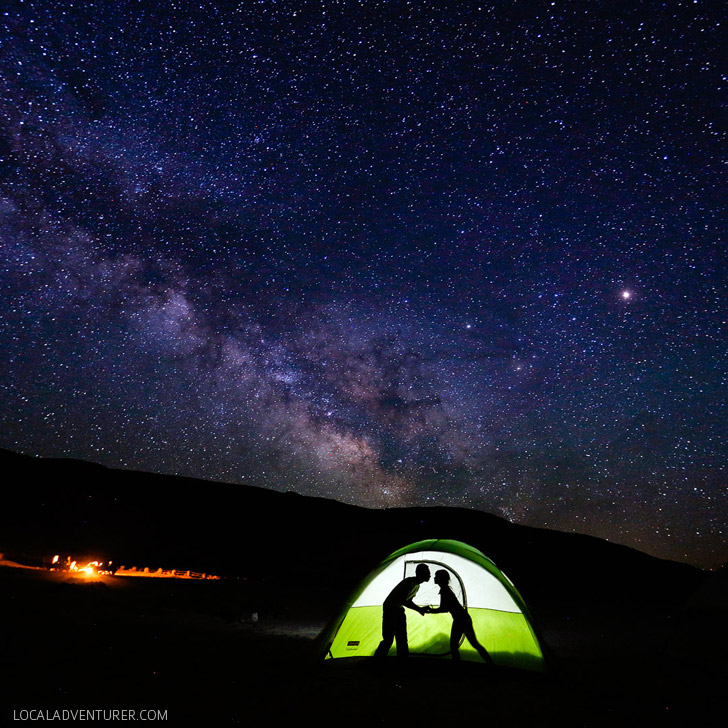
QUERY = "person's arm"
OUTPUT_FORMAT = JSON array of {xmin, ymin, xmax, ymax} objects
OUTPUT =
[
  {"xmin": 403, "ymin": 597, "xmax": 426, "ymax": 614},
  {"xmin": 426, "ymin": 593, "xmax": 446, "ymax": 613},
  {"xmin": 403, "ymin": 581, "xmax": 426, "ymax": 614}
]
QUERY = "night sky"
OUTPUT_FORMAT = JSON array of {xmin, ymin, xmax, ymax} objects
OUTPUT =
[{"xmin": 1, "ymin": 1, "xmax": 725, "ymax": 568}]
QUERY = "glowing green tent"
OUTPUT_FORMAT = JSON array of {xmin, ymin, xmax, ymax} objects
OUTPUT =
[{"xmin": 320, "ymin": 539, "xmax": 545, "ymax": 671}]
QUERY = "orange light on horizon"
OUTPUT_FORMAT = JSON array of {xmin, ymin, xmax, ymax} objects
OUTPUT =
[
  {"xmin": 49, "ymin": 556, "xmax": 113, "ymax": 578},
  {"xmin": 45, "ymin": 554, "xmax": 219, "ymax": 580}
]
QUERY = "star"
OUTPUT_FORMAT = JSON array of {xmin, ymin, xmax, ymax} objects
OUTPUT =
[{"xmin": 0, "ymin": 0, "xmax": 723, "ymax": 569}]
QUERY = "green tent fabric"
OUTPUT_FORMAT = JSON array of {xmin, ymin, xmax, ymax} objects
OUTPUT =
[{"xmin": 320, "ymin": 539, "xmax": 545, "ymax": 671}]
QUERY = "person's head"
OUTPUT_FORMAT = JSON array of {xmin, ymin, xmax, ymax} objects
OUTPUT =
[
  {"xmin": 434, "ymin": 569, "xmax": 450, "ymax": 587},
  {"xmin": 415, "ymin": 564, "xmax": 431, "ymax": 583}
]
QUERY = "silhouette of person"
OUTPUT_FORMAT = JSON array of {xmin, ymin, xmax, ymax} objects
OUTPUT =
[
  {"xmin": 426, "ymin": 569, "xmax": 493, "ymax": 664},
  {"xmin": 374, "ymin": 563, "xmax": 430, "ymax": 659}
]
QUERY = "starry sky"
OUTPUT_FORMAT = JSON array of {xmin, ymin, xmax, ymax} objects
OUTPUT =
[{"xmin": 1, "ymin": 0, "xmax": 725, "ymax": 568}]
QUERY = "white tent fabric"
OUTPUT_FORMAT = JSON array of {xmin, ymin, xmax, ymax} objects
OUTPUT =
[{"xmin": 350, "ymin": 550, "xmax": 521, "ymax": 613}]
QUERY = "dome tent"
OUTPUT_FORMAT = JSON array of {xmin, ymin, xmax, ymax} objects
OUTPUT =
[{"xmin": 320, "ymin": 539, "xmax": 545, "ymax": 672}]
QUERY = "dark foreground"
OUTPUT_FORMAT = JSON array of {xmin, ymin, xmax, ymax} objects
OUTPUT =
[{"xmin": 1, "ymin": 567, "xmax": 724, "ymax": 727}]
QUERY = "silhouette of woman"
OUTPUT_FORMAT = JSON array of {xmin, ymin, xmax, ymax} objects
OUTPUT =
[{"xmin": 427, "ymin": 569, "xmax": 493, "ymax": 664}]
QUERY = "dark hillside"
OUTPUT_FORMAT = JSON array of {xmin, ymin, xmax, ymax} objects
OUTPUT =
[{"xmin": 1, "ymin": 448, "xmax": 705, "ymax": 605}]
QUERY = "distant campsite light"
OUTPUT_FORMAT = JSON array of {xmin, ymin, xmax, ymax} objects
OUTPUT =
[
  {"xmin": 49, "ymin": 556, "xmax": 113, "ymax": 579},
  {"xmin": 115, "ymin": 566, "xmax": 221, "ymax": 580},
  {"xmin": 44, "ymin": 555, "xmax": 220, "ymax": 580}
]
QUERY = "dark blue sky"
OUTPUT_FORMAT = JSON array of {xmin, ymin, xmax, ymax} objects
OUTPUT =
[{"xmin": 1, "ymin": 0, "xmax": 725, "ymax": 568}]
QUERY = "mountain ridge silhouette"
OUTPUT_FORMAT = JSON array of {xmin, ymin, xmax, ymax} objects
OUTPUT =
[{"xmin": 0, "ymin": 447, "xmax": 705, "ymax": 603}]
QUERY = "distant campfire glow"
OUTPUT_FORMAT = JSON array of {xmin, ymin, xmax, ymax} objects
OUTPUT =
[
  {"xmin": 43, "ymin": 554, "xmax": 220, "ymax": 580},
  {"xmin": 0, "ymin": 552, "xmax": 221, "ymax": 581},
  {"xmin": 50, "ymin": 555, "xmax": 113, "ymax": 579}
]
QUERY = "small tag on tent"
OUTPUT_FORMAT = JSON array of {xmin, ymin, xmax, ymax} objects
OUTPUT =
[{"xmin": 346, "ymin": 641, "xmax": 360, "ymax": 651}]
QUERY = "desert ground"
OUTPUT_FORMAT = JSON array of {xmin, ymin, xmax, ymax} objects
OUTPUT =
[{"xmin": 1, "ymin": 564, "xmax": 724, "ymax": 727}]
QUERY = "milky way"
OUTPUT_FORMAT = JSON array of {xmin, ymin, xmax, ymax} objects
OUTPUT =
[{"xmin": 1, "ymin": 1, "xmax": 725, "ymax": 567}]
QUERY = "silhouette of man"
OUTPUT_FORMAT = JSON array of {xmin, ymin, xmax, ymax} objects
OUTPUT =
[
  {"xmin": 374, "ymin": 563, "xmax": 430, "ymax": 659},
  {"xmin": 426, "ymin": 569, "xmax": 493, "ymax": 663}
]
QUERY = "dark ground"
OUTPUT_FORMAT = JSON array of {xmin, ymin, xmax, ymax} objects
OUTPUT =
[
  {"xmin": 1, "ymin": 566, "xmax": 725, "ymax": 727},
  {"xmin": 1, "ymin": 449, "xmax": 724, "ymax": 725}
]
